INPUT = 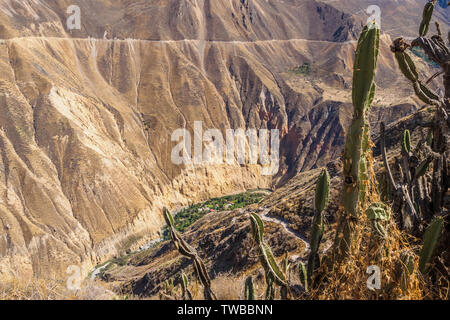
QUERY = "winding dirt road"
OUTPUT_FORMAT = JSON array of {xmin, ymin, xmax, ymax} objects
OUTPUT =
[{"xmin": 259, "ymin": 207, "xmax": 311, "ymax": 253}]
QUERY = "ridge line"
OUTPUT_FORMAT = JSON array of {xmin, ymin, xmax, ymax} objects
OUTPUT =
[{"xmin": 0, "ymin": 36, "xmax": 359, "ymax": 45}]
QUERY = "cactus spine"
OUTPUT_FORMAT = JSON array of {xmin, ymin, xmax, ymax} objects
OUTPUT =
[
  {"xmin": 307, "ymin": 169, "xmax": 330, "ymax": 281},
  {"xmin": 163, "ymin": 208, "xmax": 216, "ymax": 300},
  {"xmin": 419, "ymin": 216, "xmax": 444, "ymax": 274},
  {"xmin": 334, "ymin": 23, "xmax": 380, "ymax": 261},
  {"xmin": 250, "ymin": 212, "xmax": 288, "ymax": 299},
  {"xmin": 391, "ymin": 39, "xmax": 441, "ymax": 106}
]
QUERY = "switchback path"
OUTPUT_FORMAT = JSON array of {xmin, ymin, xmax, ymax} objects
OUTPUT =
[{"xmin": 259, "ymin": 207, "xmax": 311, "ymax": 253}]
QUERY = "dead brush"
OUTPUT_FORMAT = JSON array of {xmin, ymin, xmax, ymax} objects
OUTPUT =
[
  {"xmin": 0, "ymin": 278, "xmax": 68, "ymax": 300},
  {"xmin": 309, "ymin": 148, "xmax": 426, "ymax": 299}
]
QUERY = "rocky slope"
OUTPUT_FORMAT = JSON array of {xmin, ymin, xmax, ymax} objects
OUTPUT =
[
  {"xmin": 105, "ymin": 106, "xmax": 436, "ymax": 299},
  {"xmin": 0, "ymin": 0, "xmax": 447, "ymax": 280}
]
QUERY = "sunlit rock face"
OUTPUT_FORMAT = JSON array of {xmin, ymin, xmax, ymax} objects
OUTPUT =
[{"xmin": 0, "ymin": 0, "xmax": 446, "ymax": 279}]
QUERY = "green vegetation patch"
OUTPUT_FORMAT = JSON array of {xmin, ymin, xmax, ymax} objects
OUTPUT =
[
  {"xmin": 162, "ymin": 190, "xmax": 269, "ymax": 240},
  {"xmin": 290, "ymin": 63, "xmax": 317, "ymax": 76}
]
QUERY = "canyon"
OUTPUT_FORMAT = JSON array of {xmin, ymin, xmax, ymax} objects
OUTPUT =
[{"xmin": 0, "ymin": 0, "xmax": 447, "ymax": 281}]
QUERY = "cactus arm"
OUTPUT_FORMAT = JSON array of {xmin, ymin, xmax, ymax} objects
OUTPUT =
[
  {"xmin": 307, "ymin": 169, "xmax": 330, "ymax": 281},
  {"xmin": 250, "ymin": 213, "xmax": 287, "ymax": 285},
  {"xmin": 380, "ymin": 124, "xmax": 419, "ymax": 225},
  {"xmin": 394, "ymin": 51, "xmax": 419, "ymax": 82},
  {"xmin": 163, "ymin": 207, "xmax": 175, "ymax": 227},
  {"xmin": 299, "ymin": 262, "xmax": 308, "ymax": 293},
  {"xmin": 181, "ymin": 273, "xmax": 193, "ymax": 300},
  {"xmin": 282, "ymin": 251, "xmax": 290, "ymax": 276},
  {"xmin": 401, "ymin": 184, "xmax": 419, "ymax": 221},
  {"xmin": 380, "ymin": 123, "xmax": 398, "ymax": 191},
  {"xmin": 250, "ymin": 212, "xmax": 265, "ymax": 243},
  {"xmin": 419, "ymin": 0, "xmax": 436, "ymax": 37},
  {"xmin": 309, "ymin": 212, "xmax": 324, "ymax": 259},
  {"xmin": 310, "ymin": 169, "xmax": 330, "ymax": 254},
  {"xmin": 261, "ymin": 243, "xmax": 287, "ymax": 285},
  {"xmin": 249, "ymin": 212, "xmax": 289, "ymax": 299},
  {"xmin": 163, "ymin": 208, "xmax": 216, "ymax": 300},
  {"xmin": 315, "ymin": 169, "xmax": 330, "ymax": 213},
  {"xmin": 400, "ymin": 252, "xmax": 415, "ymax": 293},
  {"xmin": 402, "ymin": 130, "xmax": 412, "ymax": 154},
  {"xmin": 419, "ymin": 216, "xmax": 444, "ymax": 274},
  {"xmin": 244, "ymin": 276, "xmax": 255, "ymax": 300},
  {"xmin": 391, "ymin": 38, "xmax": 443, "ymax": 106},
  {"xmin": 265, "ymin": 274, "xmax": 275, "ymax": 300},
  {"xmin": 414, "ymin": 158, "xmax": 432, "ymax": 179}
]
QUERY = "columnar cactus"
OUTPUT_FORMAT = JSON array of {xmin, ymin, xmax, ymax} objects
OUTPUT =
[
  {"xmin": 393, "ymin": 42, "xmax": 441, "ymax": 105},
  {"xmin": 244, "ymin": 276, "xmax": 255, "ymax": 300},
  {"xmin": 390, "ymin": 2, "xmax": 448, "ymax": 280},
  {"xmin": 419, "ymin": 0, "xmax": 436, "ymax": 37},
  {"xmin": 298, "ymin": 262, "xmax": 308, "ymax": 293},
  {"xmin": 307, "ymin": 169, "xmax": 330, "ymax": 281},
  {"xmin": 249, "ymin": 212, "xmax": 288, "ymax": 300},
  {"xmin": 402, "ymin": 130, "xmax": 412, "ymax": 154},
  {"xmin": 426, "ymin": 130, "xmax": 433, "ymax": 147},
  {"xmin": 334, "ymin": 22, "xmax": 380, "ymax": 261},
  {"xmin": 414, "ymin": 158, "xmax": 432, "ymax": 180},
  {"xmin": 163, "ymin": 208, "xmax": 216, "ymax": 300},
  {"xmin": 181, "ymin": 272, "xmax": 193, "ymax": 300},
  {"xmin": 399, "ymin": 251, "xmax": 415, "ymax": 294},
  {"xmin": 419, "ymin": 216, "xmax": 444, "ymax": 274},
  {"xmin": 265, "ymin": 275, "xmax": 275, "ymax": 300}
]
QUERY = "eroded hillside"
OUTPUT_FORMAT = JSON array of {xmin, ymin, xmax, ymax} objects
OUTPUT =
[
  {"xmin": 0, "ymin": 0, "xmax": 447, "ymax": 280},
  {"xmin": 104, "ymin": 106, "xmax": 438, "ymax": 299}
]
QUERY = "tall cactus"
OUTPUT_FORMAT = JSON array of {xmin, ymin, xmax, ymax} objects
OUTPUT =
[
  {"xmin": 334, "ymin": 23, "xmax": 380, "ymax": 261},
  {"xmin": 307, "ymin": 169, "xmax": 330, "ymax": 282},
  {"xmin": 419, "ymin": 216, "xmax": 444, "ymax": 274},
  {"xmin": 163, "ymin": 208, "xmax": 216, "ymax": 300},
  {"xmin": 390, "ymin": 0, "xmax": 448, "ymax": 285},
  {"xmin": 383, "ymin": 0, "xmax": 449, "ymax": 298},
  {"xmin": 249, "ymin": 212, "xmax": 288, "ymax": 300}
]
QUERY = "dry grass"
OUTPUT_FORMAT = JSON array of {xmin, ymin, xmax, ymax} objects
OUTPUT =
[
  {"xmin": 0, "ymin": 278, "xmax": 117, "ymax": 300},
  {"xmin": 311, "ymin": 220, "xmax": 425, "ymax": 300},
  {"xmin": 0, "ymin": 278, "xmax": 68, "ymax": 300},
  {"xmin": 307, "ymin": 151, "xmax": 444, "ymax": 300}
]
